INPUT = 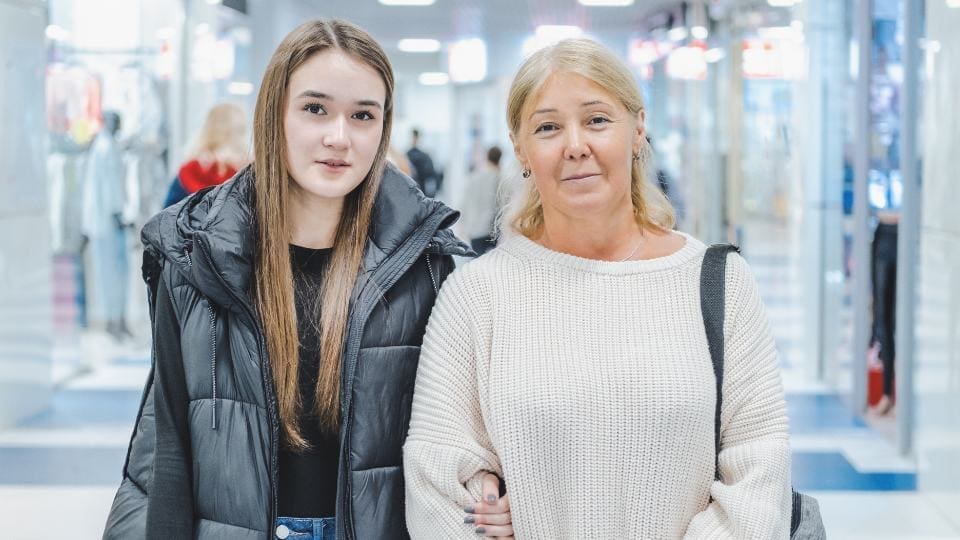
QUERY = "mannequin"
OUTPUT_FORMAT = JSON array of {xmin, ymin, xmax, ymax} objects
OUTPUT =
[{"xmin": 82, "ymin": 111, "xmax": 130, "ymax": 340}]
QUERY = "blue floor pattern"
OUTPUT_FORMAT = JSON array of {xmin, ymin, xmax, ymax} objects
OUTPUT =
[
  {"xmin": 791, "ymin": 452, "xmax": 917, "ymax": 491},
  {"xmin": 0, "ymin": 447, "xmax": 128, "ymax": 486},
  {"xmin": 19, "ymin": 388, "xmax": 145, "ymax": 428},
  {"xmin": 786, "ymin": 393, "xmax": 916, "ymax": 492},
  {"xmin": 787, "ymin": 393, "xmax": 867, "ymax": 434}
]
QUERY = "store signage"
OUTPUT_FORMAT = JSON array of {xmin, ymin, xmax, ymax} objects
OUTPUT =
[
  {"xmin": 666, "ymin": 44, "xmax": 707, "ymax": 80},
  {"xmin": 742, "ymin": 38, "xmax": 807, "ymax": 80}
]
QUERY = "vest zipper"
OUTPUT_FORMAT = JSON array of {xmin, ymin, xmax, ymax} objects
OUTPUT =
[
  {"xmin": 425, "ymin": 242, "xmax": 439, "ymax": 295},
  {"xmin": 208, "ymin": 305, "xmax": 218, "ymax": 430},
  {"xmin": 337, "ymin": 213, "xmax": 455, "ymax": 540}
]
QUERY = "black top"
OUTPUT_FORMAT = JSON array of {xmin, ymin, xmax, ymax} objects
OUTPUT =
[{"xmin": 278, "ymin": 244, "xmax": 339, "ymax": 518}]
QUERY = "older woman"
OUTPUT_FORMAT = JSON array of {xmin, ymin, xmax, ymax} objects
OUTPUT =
[{"xmin": 403, "ymin": 38, "xmax": 791, "ymax": 539}]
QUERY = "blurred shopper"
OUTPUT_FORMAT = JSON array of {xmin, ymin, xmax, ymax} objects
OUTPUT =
[
  {"xmin": 869, "ymin": 168, "xmax": 901, "ymax": 415},
  {"xmin": 405, "ymin": 39, "xmax": 791, "ymax": 539},
  {"xmin": 387, "ymin": 144, "xmax": 414, "ymax": 176},
  {"xmin": 406, "ymin": 128, "xmax": 438, "ymax": 196},
  {"xmin": 870, "ymin": 217, "xmax": 898, "ymax": 415},
  {"xmin": 81, "ymin": 110, "xmax": 130, "ymax": 341},
  {"xmin": 103, "ymin": 19, "xmax": 511, "ymax": 540},
  {"xmin": 647, "ymin": 135, "xmax": 684, "ymax": 227},
  {"xmin": 163, "ymin": 102, "xmax": 248, "ymax": 207},
  {"xmin": 458, "ymin": 145, "xmax": 502, "ymax": 255}
]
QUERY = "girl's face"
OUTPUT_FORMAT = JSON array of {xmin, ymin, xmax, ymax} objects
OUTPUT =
[
  {"xmin": 284, "ymin": 49, "xmax": 386, "ymax": 204},
  {"xmin": 511, "ymin": 72, "xmax": 644, "ymax": 225}
]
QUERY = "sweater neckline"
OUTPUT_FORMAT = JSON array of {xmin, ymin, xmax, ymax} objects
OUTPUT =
[{"xmin": 502, "ymin": 230, "xmax": 705, "ymax": 275}]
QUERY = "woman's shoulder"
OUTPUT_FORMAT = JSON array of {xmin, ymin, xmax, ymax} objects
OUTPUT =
[
  {"xmin": 436, "ymin": 245, "xmax": 519, "ymax": 300},
  {"xmin": 685, "ymin": 236, "xmax": 757, "ymax": 296},
  {"xmin": 460, "ymin": 241, "xmax": 526, "ymax": 276},
  {"xmin": 714, "ymin": 247, "xmax": 765, "ymax": 320}
]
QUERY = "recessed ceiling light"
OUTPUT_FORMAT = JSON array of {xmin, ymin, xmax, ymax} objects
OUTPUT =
[
  {"xmin": 419, "ymin": 72, "xmax": 449, "ymax": 85},
  {"xmin": 668, "ymin": 26, "xmax": 689, "ymax": 41},
  {"xmin": 398, "ymin": 39, "xmax": 441, "ymax": 53},
  {"xmin": 448, "ymin": 38, "xmax": 487, "ymax": 83},
  {"xmin": 228, "ymin": 82, "xmax": 254, "ymax": 95},
  {"xmin": 45, "ymin": 24, "xmax": 71, "ymax": 41},
  {"xmin": 379, "ymin": 0, "xmax": 435, "ymax": 5},
  {"xmin": 578, "ymin": 0, "xmax": 634, "ymax": 6},
  {"xmin": 523, "ymin": 25, "xmax": 584, "ymax": 57},
  {"xmin": 704, "ymin": 48, "xmax": 726, "ymax": 63}
]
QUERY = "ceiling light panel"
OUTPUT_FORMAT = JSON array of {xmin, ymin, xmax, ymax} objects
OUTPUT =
[
  {"xmin": 380, "ymin": 0, "xmax": 435, "ymax": 5},
  {"xmin": 398, "ymin": 39, "xmax": 441, "ymax": 53},
  {"xmin": 578, "ymin": 0, "xmax": 634, "ymax": 5},
  {"xmin": 419, "ymin": 72, "xmax": 449, "ymax": 85}
]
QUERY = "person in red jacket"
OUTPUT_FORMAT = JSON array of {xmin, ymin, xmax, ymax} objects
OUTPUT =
[{"xmin": 164, "ymin": 102, "xmax": 249, "ymax": 206}]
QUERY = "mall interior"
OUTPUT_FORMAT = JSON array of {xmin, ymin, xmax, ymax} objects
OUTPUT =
[{"xmin": 0, "ymin": 0, "xmax": 958, "ymax": 538}]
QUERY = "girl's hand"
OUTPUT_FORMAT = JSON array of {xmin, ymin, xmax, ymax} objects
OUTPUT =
[{"xmin": 463, "ymin": 472, "xmax": 513, "ymax": 539}]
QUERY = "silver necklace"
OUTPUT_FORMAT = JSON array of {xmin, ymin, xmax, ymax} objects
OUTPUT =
[{"xmin": 618, "ymin": 239, "xmax": 643, "ymax": 262}]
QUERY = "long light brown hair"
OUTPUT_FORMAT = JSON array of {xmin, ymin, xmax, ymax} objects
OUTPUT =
[
  {"xmin": 502, "ymin": 39, "xmax": 675, "ymax": 238},
  {"xmin": 252, "ymin": 19, "xmax": 394, "ymax": 449}
]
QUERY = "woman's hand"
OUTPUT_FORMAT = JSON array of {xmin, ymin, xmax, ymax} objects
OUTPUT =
[{"xmin": 463, "ymin": 472, "xmax": 513, "ymax": 538}]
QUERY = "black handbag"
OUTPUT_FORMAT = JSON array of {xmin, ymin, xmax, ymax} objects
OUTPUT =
[{"xmin": 700, "ymin": 244, "xmax": 827, "ymax": 540}]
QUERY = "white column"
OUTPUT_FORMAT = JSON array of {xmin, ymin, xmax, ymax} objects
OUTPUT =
[
  {"xmin": 895, "ymin": 0, "xmax": 923, "ymax": 457},
  {"xmin": 851, "ymin": 0, "xmax": 873, "ymax": 414},
  {"xmin": 799, "ymin": 0, "xmax": 847, "ymax": 382},
  {"xmin": 916, "ymin": 0, "xmax": 960, "ymax": 524},
  {"xmin": 0, "ymin": 0, "xmax": 53, "ymax": 429}
]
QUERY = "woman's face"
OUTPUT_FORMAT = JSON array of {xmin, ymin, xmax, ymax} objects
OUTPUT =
[
  {"xmin": 512, "ymin": 72, "xmax": 644, "ymax": 225},
  {"xmin": 284, "ymin": 49, "xmax": 386, "ymax": 203}
]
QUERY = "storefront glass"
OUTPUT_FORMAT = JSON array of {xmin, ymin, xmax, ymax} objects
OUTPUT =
[
  {"xmin": 44, "ymin": 0, "xmax": 251, "ymax": 378},
  {"xmin": 637, "ymin": 1, "xmax": 856, "ymax": 389}
]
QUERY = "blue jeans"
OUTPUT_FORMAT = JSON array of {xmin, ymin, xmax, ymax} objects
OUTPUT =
[{"xmin": 274, "ymin": 517, "xmax": 336, "ymax": 540}]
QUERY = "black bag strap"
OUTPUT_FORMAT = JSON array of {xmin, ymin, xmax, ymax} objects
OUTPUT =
[{"xmin": 699, "ymin": 243, "xmax": 740, "ymax": 480}]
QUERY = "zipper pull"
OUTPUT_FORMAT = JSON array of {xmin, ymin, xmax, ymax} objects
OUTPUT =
[{"xmin": 425, "ymin": 251, "xmax": 439, "ymax": 295}]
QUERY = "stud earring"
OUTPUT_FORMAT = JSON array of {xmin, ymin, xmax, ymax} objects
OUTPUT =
[{"xmin": 522, "ymin": 168, "xmax": 531, "ymax": 178}]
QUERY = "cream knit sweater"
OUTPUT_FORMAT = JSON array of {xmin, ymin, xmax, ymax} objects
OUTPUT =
[{"xmin": 404, "ymin": 233, "xmax": 791, "ymax": 539}]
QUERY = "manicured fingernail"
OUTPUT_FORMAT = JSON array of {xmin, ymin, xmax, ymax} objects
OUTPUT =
[
  {"xmin": 463, "ymin": 506, "xmax": 475, "ymax": 513},
  {"xmin": 475, "ymin": 527, "xmax": 486, "ymax": 535},
  {"xmin": 464, "ymin": 516, "xmax": 475, "ymax": 524},
  {"xmin": 486, "ymin": 494, "xmax": 497, "ymax": 503}
]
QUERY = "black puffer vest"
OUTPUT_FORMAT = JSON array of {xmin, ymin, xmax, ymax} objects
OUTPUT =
[{"xmin": 103, "ymin": 163, "xmax": 470, "ymax": 539}]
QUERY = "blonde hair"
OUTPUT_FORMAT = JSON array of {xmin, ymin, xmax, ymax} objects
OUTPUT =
[
  {"xmin": 252, "ymin": 19, "xmax": 394, "ymax": 449},
  {"xmin": 189, "ymin": 102, "xmax": 249, "ymax": 171},
  {"xmin": 502, "ymin": 39, "xmax": 675, "ymax": 238}
]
